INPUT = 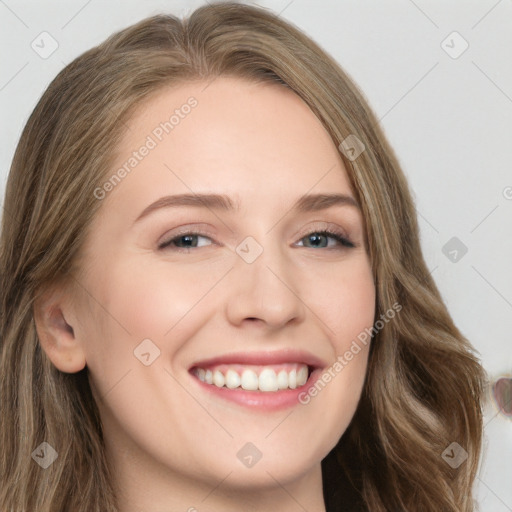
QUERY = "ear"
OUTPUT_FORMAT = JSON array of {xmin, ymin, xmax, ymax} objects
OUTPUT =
[{"xmin": 33, "ymin": 283, "xmax": 86, "ymax": 373}]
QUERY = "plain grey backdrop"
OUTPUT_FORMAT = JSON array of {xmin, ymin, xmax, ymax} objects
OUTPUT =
[{"xmin": 1, "ymin": 0, "xmax": 511, "ymax": 509}]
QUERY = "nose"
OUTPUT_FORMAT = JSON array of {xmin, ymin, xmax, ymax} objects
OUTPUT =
[{"xmin": 224, "ymin": 238, "xmax": 306, "ymax": 330}]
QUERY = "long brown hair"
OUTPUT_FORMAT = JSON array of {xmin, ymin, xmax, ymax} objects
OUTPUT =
[{"xmin": 0, "ymin": 2, "xmax": 485, "ymax": 510}]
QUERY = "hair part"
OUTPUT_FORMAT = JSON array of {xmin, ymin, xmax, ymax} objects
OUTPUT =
[{"xmin": 0, "ymin": 2, "xmax": 485, "ymax": 511}]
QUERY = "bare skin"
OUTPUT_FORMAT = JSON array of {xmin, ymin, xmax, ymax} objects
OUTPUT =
[{"xmin": 35, "ymin": 76, "xmax": 375, "ymax": 512}]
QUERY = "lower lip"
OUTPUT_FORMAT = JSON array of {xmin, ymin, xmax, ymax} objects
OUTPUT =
[{"xmin": 189, "ymin": 368, "xmax": 324, "ymax": 411}]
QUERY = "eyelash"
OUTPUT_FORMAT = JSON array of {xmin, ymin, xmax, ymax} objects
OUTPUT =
[{"xmin": 158, "ymin": 228, "xmax": 355, "ymax": 252}]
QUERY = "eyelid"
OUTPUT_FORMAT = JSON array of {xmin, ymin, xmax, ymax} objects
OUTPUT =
[
  {"xmin": 157, "ymin": 224, "xmax": 216, "ymax": 248},
  {"xmin": 158, "ymin": 221, "xmax": 356, "ymax": 251},
  {"xmin": 294, "ymin": 221, "xmax": 352, "ymax": 243}
]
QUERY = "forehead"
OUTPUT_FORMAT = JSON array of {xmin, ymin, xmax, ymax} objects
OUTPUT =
[{"xmin": 103, "ymin": 76, "xmax": 355, "ymax": 215}]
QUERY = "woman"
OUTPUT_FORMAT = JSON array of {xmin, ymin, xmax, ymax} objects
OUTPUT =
[{"xmin": 0, "ymin": 2, "xmax": 485, "ymax": 511}]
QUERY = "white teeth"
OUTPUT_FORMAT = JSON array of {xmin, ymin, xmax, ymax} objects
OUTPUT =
[
  {"xmin": 240, "ymin": 369, "xmax": 259, "ymax": 391},
  {"xmin": 277, "ymin": 370, "xmax": 289, "ymax": 389},
  {"xmin": 258, "ymin": 368, "xmax": 278, "ymax": 392},
  {"xmin": 213, "ymin": 370, "xmax": 225, "ymax": 388},
  {"xmin": 225, "ymin": 369, "xmax": 241, "ymax": 389},
  {"xmin": 297, "ymin": 365, "xmax": 308, "ymax": 386},
  {"xmin": 193, "ymin": 364, "xmax": 311, "ymax": 392},
  {"xmin": 288, "ymin": 369, "xmax": 297, "ymax": 389}
]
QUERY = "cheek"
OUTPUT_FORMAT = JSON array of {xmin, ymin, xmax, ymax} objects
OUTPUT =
[
  {"xmin": 299, "ymin": 258, "xmax": 375, "ymax": 442},
  {"xmin": 82, "ymin": 251, "xmax": 375, "ymax": 372},
  {"xmin": 94, "ymin": 258, "xmax": 228, "ymax": 340},
  {"xmin": 307, "ymin": 256, "xmax": 376, "ymax": 348},
  {"xmin": 79, "ymin": 256, "xmax": 233, "ymax": 392}
]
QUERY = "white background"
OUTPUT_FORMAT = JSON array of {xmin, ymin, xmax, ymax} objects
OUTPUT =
[{"xmin": 0, "ymin": 0, "xmax": 511, "ymax": 509}]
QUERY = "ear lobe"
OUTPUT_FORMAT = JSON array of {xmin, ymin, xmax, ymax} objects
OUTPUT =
[{"xmin": 33, "ymin": 288, "xmax": 86, "ymax": 374}]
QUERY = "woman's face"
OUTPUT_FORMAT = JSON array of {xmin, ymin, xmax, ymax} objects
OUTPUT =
[{"xmin": 72, "ymin": 76, "xmax": 375, "ymax": 500}]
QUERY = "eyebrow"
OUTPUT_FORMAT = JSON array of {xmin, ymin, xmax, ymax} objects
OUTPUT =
[{"xmin": 133, "ymin": 192, "xmax": 360, "ymax": 224}]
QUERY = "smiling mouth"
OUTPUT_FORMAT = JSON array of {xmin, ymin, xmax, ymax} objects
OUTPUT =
[{"xmin": 190, "ymin": 362, "xmax": 314, "ymax": 392}]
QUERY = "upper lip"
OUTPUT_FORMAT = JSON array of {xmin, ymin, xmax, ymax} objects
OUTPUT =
[{"xmin": 189, "ymin": 349, "xmax": 327, "ymax": 370}]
